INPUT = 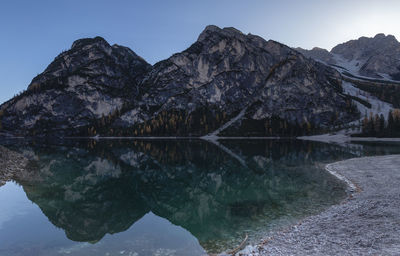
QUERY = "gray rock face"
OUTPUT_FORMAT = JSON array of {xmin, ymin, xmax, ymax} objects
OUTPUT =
[
  {"xmin": 295, "ymin": 47, "xmax": 336, "ymax": 65},
  {"xmin": 332, "ymin": 33, "xmax": 400, "ymax": 79},
  {"xmin": 136, "ymin": 25, "xmax": 357, "ymax": 135},
  {"xmin": 0, "ymin": 26, "xmax": 360, "ymax": 137},
  {"xmin": 0, "ymin": 37, "xmax": 151, "ymax": 136},
  {"xmin": 298, "ymin": 34, "xmax": 400, "ymax": 80}
]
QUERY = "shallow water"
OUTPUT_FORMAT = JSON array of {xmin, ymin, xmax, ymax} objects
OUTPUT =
[{"xmin": 1, "ymin": 139, "xmax": 400, "ymax": 256}]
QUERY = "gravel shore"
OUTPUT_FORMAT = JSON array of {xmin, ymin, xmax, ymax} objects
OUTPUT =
[
  {"xmin": 0, "ymin": 145, "xmax": 28, "ymax": 186},
  {"xmin": 245, "ymin": 155, "xmax": 400, "ymax": 256}
]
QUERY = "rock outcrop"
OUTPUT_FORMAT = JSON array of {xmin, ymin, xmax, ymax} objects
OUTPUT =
[
  {"xmin": 0, "ymin": 26, "xmax": 360, "ymax": 137},
  {"xmin": 295, "ymin": 47, "xmax": 336, "ymax": 65},
  {"xmin": 138, "ymin": 26, "xmax": 357, "ymax": 136},
  {"xmin": 332, "ymin": 33, "xmax": 400, "ymax": 79},
  {"xmin": 298, "ymin": 33, "xmax": 400, "ymax": 80},
  {"xmin": 0, "ymin": 37, "xmax": 151, "ymax": 136}
]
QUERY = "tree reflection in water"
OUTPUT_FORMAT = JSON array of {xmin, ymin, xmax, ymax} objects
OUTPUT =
[{"xmin": 10, "ymin": 139, "xmax": 352, "ymax": 254}]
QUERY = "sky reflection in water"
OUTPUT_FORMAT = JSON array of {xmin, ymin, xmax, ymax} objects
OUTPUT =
[{"xmin": 1, "ymin": 139, "xmax": 400, "ymax": 255}]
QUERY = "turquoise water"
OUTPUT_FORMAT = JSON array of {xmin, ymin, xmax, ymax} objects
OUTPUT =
[{"xmin": 1, "ymin": 139, "xmax": 400, "ymax": 256}]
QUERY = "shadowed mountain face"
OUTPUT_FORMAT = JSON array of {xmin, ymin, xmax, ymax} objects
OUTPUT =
[
  {"xmin": 0, "ymin": 25, "xmax": 359, "ymax": 137},
  {"xmin": 137, "ymin": 26, "xmax": 357, "ymax": 136},
  {"xmin": 8, "ymin": 139, "xmax": 353, "ymax": 253},
  {"xmin": 0, "ymin": 37, "xmax": 151, "ymax": 136},
  {"xmin": 295, "ymin": 47, "xmax": 337, "ymax": 65}
]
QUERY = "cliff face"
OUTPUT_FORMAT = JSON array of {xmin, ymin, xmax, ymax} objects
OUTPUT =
[
  {"xmin": 332, "ymin": 34, "xmax": 400, "ymax": 79},
  {"xmin": 298, "ymin": 33, "xmax": 400, "ymax": 80},
  {"xmin": 0, "ymin": 37, "xmax": 151, "ymax": 136},
  {"xmin": 0, "ymin": 26, "xmax": 360, "ymax": 137},
  {"xmin": 135, "ymin": 26, "xmax": 357, "ymax": 136},
  {"xmin": 295, "ymin": 47, "xmax": 336, "ymax": 65}
]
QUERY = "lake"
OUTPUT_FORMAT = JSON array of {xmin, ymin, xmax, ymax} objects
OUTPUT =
[{"xmin": 1, "ymin": 139, "xmax": 400, "ymax": 256}]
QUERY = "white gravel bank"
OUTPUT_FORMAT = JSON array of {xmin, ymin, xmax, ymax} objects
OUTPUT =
[{"xmin": 244, "ymin": 155, "xmax": 400, "ymax": 256}]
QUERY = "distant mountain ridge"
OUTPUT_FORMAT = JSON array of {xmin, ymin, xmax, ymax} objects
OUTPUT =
[
  {"xmin": 296, "ymin": 33, "xmax": 400, "ymax": 80},
  {"xmin": 0, "ymin": 26, "xmax": 375, "ymax": 137}
]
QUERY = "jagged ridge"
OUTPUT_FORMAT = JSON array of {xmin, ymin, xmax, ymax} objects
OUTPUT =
[
  {"xmin": 0, "ymin": 26, "xmax": 360, "ymax": 137},
  {"xmin": 297, "ymin": 33, "xmax": 400, "ymax": 80}
]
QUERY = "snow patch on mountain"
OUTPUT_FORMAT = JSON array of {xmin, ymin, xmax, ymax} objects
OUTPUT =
[{"xmin": 342, "ymin": 81, "xmax": 393, "ymax": 118}]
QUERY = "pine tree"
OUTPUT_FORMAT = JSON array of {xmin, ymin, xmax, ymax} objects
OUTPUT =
[
  {"xmin": 393, "ymin": 109, "xmax": 400, "ymax": 136},
  {"xmin": 387, "ymin": 110, "xmax": 394, "ymax": 136},
  {"xmin": 373, "ymin": 114, "xmax": 380, "ymax": 135},
  {"xmin": 379, "ymin": 114, "xmax": 385, "ymax": 136},
  {"xmin": 101, "ymin": 114, "xmax": 106, "ymax": 127},
  {"xmin": 362, "ymin": 115, "xmax": 369, "ymax": 135}
]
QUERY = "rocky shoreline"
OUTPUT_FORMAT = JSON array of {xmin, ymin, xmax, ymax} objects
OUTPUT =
[
  {"xmin": 244, "ymin": 155, "xmax": 400, "ymax": 255},
  {"xmin": 0, "ymin": 145, "xmax": 28, "ymax": 186},
  {"xmin": 299, "ymin": 133, "xmax": 400, "ymax": 145}
]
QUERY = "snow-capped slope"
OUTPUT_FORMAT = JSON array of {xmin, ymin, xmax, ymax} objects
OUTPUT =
[
  {"xmin": 297, "ymin": 33, "xmax": 400, "ymax": 82},
  {"xmin": 341, "ymin": 81, "xmax": 393, "ymax": 118}
]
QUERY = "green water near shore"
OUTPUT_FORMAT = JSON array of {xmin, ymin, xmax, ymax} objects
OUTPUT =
[{"xmin": 1, "ymin": 139, "xmax": 399, "ymax": 255}]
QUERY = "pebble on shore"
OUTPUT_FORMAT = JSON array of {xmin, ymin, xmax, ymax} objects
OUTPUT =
[{"xmin": 244, "ymin": 155, "xmax": 400, "ymax": 256}]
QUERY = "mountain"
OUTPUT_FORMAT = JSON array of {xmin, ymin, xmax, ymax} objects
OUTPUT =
[
  {"xmin": 0, "ymin": 36, "xmax": 151, "ymax": 136},
  {"xmin": 297, "ymin": 33, "xmax": 400, "ymax": 110},
  {"xmin": 0, "ymin": 26, "xmax": 360, "ymax": 137},
  {"xmin": 295, "ymin": 47, "xmax": 336, "ymax": 65},
  {"xmin": 297, "ymin": 33, "xmax": 400, "ymax": 80}
]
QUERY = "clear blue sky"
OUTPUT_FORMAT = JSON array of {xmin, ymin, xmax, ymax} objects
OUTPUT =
[{"xmin": 1, "ymin": 0, "xmax": 399, "ymax": 104}]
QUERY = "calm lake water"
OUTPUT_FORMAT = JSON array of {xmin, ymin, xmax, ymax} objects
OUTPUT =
[{"xmin": 1, "ymin": 139, "xmax": 400, "ymax": 256}]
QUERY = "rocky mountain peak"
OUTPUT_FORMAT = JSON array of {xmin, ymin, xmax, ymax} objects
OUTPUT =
[
  {"xmin": 374, "ymin": 33, "xmax": 385, "ymax": 39},
  {"xmin": 192, "ymin": 25, "xmax": 293, "ymax": 61},
  {"xmin": 373, "ymin": 33, "xmax": 398, "ymax": 42},
  {"xmin": 71, "ymin": 36, "xmax": 110, "ymax": 49},
  {"xmin": 329, "ymin": 33, "xmax": 400, "ymax": 79},
  {"xmin": 197, "ymin": 25, "xmax": 244, "ymax": 42},
  {"xmin": 135, "ymin": 25, "xmax": 356, "ymax": 137},
  {"xmin": 0, "ymin": 36, "xmax": 151, "ymax": 136},
  {"xmin": 0, "ymin": 26, "xmax": 359, "ymax": 137},
  {"xmin": 331, "ymin": 33, "xmax": 400, "ymax": 57},
  {"xmin": 295, "ymin": 47, "xmax": 335, "ymax": 64},
  {"xmin": 28, "ymin": 36, "xmax": 151, "ymax": 91},
  {"xmin": 297, "ymin": 33, "xmax": 400, "ymax": 80},
  {"xmin": 312, "ymin": 47, "xmax": 327, "ymax": 51}
]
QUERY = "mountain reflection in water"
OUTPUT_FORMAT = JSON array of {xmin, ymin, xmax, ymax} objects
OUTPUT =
[{"xmin": 3, "ymin": 139, "xmax": 360, "ymax": 254}]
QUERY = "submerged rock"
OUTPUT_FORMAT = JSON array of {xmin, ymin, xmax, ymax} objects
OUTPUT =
[{"xmin": 0, "ymin": 145, "xmax": 29, "ymax": 186}]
